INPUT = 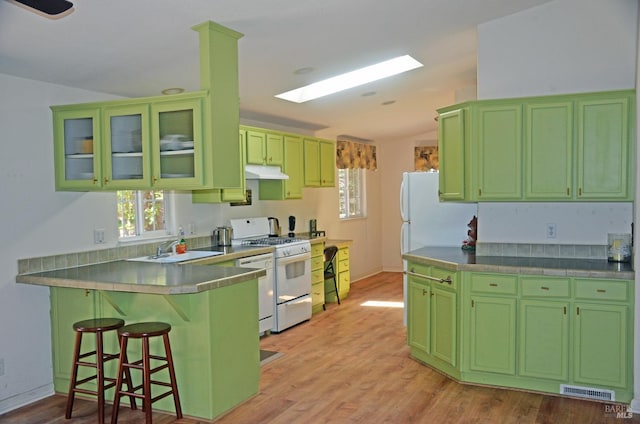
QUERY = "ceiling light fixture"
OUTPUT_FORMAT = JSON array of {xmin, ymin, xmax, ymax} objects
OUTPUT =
[
  {"xmin": 275, "ymin": 55, "xmax": 423, "ymax": 103},
  {"xmin": 161, "ymin": 87, "xmax": 185, "ymax": 95}
]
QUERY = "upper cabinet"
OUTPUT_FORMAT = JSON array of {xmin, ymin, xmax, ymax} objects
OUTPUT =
[
  {"xmin": 304, "ymin": 137, "xmax": 335, "ymax": 187},
  {"xmin": 53, "ymin": 92, "xmax": 207, "ymax": 191},
  {"xmin": 259, "ymin": 134, "xmax": 304, "ymax": 200},
  {"xmin": 52, "ymin": 21, "xmax": 243, "ymax": 193},
  {"xmin": 437, "ymin": 108, "xmax": 468, "ymax": 201},
  {"xmin": 437, "ymin": 90, "xmax": 635, "ymax": 202},
  {"xmin": 476, "ymin": 103, "xmax": 523, "ymax": 200},
  {"xmin": 245, "ymin": 129, "xmax": 283, "ymax": 166},
  {"xmin": 577, "ymin": 95, "xmax": 631, "ymax": 200}
]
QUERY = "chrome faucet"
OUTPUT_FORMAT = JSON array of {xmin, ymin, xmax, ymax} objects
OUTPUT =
[{"xmin": 156, "ymin": 240, "xmax": 180, "ymax": 257}]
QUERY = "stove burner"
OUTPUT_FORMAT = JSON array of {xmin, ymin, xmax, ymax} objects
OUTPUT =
[{"xmin": 241, "ymin": 237, "xmax": 304, "ymax": 246}]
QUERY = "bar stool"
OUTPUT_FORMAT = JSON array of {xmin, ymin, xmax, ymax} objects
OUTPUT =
[
  {"xmin": 65, "ymin": 317, "xmax": 136, "ymax": 424},
  {"xmin": 323, "ymin": 245, "xmax": 340, "ymax": 310},
  {"xmin": 111, "ymin": 322, "xmax": 182, "ymax": 424}
]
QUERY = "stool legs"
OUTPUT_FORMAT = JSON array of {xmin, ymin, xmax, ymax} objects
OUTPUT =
[
  {"xmin": 65, "ymin": 318, "xmax": 134, "ymax": 424},
  {"xmin": 111, "ymin": 323, "xmax": 182, "ymax": 424}
]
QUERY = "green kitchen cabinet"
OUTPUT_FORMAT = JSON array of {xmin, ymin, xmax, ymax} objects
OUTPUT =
[
  {"xmin": 310, "ymin": 241, "xmax": 326, "ymax": 313},
  {"xmin": 245, "ymin": 128, "xmax": 283, "ymax": 166},
  {"xmin": 259, "ymin": 134, "xmax": 303, "ymax": 199},
  {"xmin": 436, "ymin": 89, "xmax": 635, "ymax": 202},
  {"xmin": 518, "ymin": 276, "xmax": 570, "ymax": 381},
  {"xmin": 437, "ymin": 107, "xmax": 470, "ymax": 201},
  {"xmin": 53, "ymin": 92, "xmax": 207, "ymax": 191},
  {"xmin": 304, "ymin": 138, "xmax": 336, "ymax": 187},
  {"xmin": 407, "ymin": 262, "xmax": 459, "ymax": 374},
  {"xmin": 475, "ymin": 103, "xmax": 522, "ymax": 200},
  {"xmin": 466, "ymin": 273, "xmax": 517, "ymax": 375},
  {"xmin": 52, "ymin": 107, "xmax": 102, "ymax": 190},
  {"xmin": 524, "ymin": 101, "xmax": 573, "ymax": 199},
  {"xmin": 572, "ymin": 277, "xmax": 632, "ymax": 390},
  {"xmin": 150, "ymin": 96, "xmax": 205, "ymax": 189},
  {"xmin": 407, "ymin": 271, "xmax": 431, "ymax": 353},
  {"xmin": 576, "ymin": 93, "xmax": 632, "ymax": 200}
]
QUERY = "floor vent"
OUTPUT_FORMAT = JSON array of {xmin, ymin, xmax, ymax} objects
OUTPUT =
[{"xmin": 560, "ymin": 384, "xmax": 615, "ymax": 401}]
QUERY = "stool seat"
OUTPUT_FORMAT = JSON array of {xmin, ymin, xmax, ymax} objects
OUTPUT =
[
  {"xmin": 111, "ymin": 322, "xmax": 182, "ymax": 424},
  {"xmin": 65, "ymin": 317, "xmax": 135, "ymax": 424},
  {"xmin": 118, "ymin": 322, "xmax": 171, "ymax": 338}
]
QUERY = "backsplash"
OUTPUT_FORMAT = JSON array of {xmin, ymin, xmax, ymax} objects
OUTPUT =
[
  {"xmin": 17, "ymin": 235, "xmax": 214, "ymax": 274},
  {"xmin": 476, "ymin": 242, "xmax": 609, "ymax": 259}
]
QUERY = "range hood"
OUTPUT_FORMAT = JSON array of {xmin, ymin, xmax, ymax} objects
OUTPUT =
[{"xmin": 245, "ymin": 165, "xmax": 289, "ymax": 180}]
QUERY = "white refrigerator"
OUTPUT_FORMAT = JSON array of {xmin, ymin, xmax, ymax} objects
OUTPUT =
[{"xmin": 400, "ymin": 171, "xmax": 477, "ymax": 323}]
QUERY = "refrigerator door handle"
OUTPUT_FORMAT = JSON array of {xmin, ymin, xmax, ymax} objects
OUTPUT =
[{"xmin": 400, "ymin": 177, "xmax": 407, "ymax": 222}]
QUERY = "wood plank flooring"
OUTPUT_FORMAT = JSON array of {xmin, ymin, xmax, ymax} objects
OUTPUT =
[{"xmin": 1, "ymin": 271, "xmax": 638, "ymax": 423}]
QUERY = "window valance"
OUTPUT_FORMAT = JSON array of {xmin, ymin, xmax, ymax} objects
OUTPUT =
[{"xmin": 336, "ymin": 140, "xmax": 377, "ymax": 170}]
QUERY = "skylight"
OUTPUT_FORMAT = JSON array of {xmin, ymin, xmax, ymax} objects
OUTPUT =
[{"xmin": 275, "ymin": 55, "xmax": 423, "ymax": 103}]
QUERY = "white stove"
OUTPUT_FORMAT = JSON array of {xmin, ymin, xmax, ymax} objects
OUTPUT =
[{"xmin": 229, "ymin": 218, "xmax": 312, "ymax": 332}]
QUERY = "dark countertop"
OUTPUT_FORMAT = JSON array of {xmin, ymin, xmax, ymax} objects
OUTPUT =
[{"xmin": 403, "ymin": 246, "xmax": 634, "ymax": 279}]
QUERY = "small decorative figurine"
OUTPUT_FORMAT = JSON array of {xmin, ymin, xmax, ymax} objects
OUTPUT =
[{"xmin": 462, "ymin": 215, "xmax": 477, "ymax": 251}]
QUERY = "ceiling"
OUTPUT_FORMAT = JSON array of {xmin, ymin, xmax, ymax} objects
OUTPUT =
[{"xmin": 0, "ymin": 0, "xmax": 552, "ymax": 143}]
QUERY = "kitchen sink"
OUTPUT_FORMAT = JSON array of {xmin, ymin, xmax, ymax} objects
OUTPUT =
[{"xmin": 127, "ymin": 250, "xmax": 223, "ymax": 263}]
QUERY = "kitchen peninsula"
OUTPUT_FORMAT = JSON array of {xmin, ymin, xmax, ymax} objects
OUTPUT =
[
  {"xmin": 16, "ymin": 259, "xmax": 266, "ymax": 421},
  {"xmin": 404, "ymin": 247, "xmax": 634, "ymax": 403}
]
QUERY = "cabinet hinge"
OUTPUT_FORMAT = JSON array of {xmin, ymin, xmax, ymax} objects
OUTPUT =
[
  {"xmin": 478, "ymin": 188, "xmax": 482, "ymax": 196},
  {"xmin": 471, "ymin": 299, "xmax": 474, "ymax": 308},
  {"xmin": 566, "ymin": 187, "xmax": 570, "ymax": 196},
  {"xmin": 564, "ymin": 306, "xmax": 567, "ymax": 315},
  {"xmin": 576, "ymin": 306, "xmax": 580, "ymax": 315}
]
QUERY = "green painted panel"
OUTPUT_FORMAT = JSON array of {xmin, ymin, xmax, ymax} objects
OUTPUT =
[
  {"xmin": 265, "ymin": 133, "xmax": 284, "ymax": 166},
  {"xmin": 438, "ymin": 108, "xmax": 466, "ymax": 200},
  {"xmin": 319, "ymin": 140, "xmax": 336, "ymax": 187},
  {"xmin": 518, "ymin": 299, "xmax": 569, "ymax": 380},
  {"xmin": 476, "ymin": 104, "xmax": 522, "ymax": 199},
  {"xmin": 577, "ymin": 97, "xmax": 629, "ymax": 199},
  {"xmin": 283, "ymin": 135, "xmax": 303, "ymax": 198},
  {"xmin": 304, "ymin": 138, "xmax": 320, "ymax": 187},
  {"xmin": 431, "ymin": 286, "xmax": 456, "ymax": 366},
  {"xmin": 408, "ymin": 276, "xmax": 430, "ymax": 353},
  {"xmin": 525, "ymin": 101, "xmax": 573, "ymax": 199},
  {"xmin": 246, "ymin": 130, "xmax": 265, "ymax": 165},
  {"xmin": 469, "ymin": 296, "xmax": 516, "ymax": 374},
  {"xmin": 573, "ymin": 302, "xmax": 628, "ymax": 388}
]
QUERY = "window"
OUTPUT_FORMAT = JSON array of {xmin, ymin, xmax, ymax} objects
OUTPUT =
[
  {"xmin": 117, "ymin": 190, "xmax": 171, "ymax": 239},
  {"xmin": 338, "ymin": 168, "xmax": 366, "ymax": 219}
]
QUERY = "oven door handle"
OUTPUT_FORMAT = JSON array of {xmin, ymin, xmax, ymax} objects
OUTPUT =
[{"xmin": 277, "ymin": 252, "xmax": 311, "ymax": 265}]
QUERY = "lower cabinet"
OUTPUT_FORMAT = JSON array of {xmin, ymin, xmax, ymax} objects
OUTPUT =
[
  {"xmin": 310, "ymin": 241, "xmax": 325, "ymax": 313},
  {"xmin": 407, "ymin": 262, "xmax": 459, "ymax": 375},
  {"xmin": 410, "ymin": 269, "xmax": 634, "ymax": 402}
]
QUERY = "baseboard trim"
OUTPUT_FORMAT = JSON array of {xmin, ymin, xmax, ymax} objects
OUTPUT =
[{"xmin": 0, "ymin": 383, "xmax": 54, "ymax": 415}]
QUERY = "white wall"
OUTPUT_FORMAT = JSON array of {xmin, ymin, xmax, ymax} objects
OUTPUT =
[
  {"xmin": 476, "ymin": 0, "xmax": 638, "ymax": 245},
  {"xmin": 0, "ymin": 73, "xmax": 383, "ymax": 413}
]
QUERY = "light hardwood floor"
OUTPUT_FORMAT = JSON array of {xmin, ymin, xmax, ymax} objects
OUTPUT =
[{"xmin": 1, "ymin": 272, "xmax": 638, "ymax": 423}]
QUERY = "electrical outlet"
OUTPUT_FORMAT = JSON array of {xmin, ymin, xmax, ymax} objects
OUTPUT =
[
  {"xmin": 546, "ymin": 223, "xmax": 557, "ymax": 239},
  {"xmin": 0, "ymin": 358, "xmax": 5, "ymax": 376},
  {"xmin": 93, "ymin": 228, "xmax": 105, "ymax": 244}
]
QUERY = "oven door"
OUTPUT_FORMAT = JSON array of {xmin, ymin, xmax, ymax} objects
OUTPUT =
[{"xmin": 275, "ymin": 251, "xmax": 311, "ymax": 304}]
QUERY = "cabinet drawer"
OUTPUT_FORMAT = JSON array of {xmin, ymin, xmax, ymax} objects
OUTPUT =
[
  {"xmin": 338, "ymin": 259, "xmax": 350, "ymax": 272},
  {"xmin": 311, "ymin": 242, "xmax": 324, "ymax": 257},
  {"xmin": 407, "ymin": 262, "xmax": 430, "ymax": 277},
  {"xmin": 520, "ymin": 277, "xmax": 570, "ymax": 298},
  {"xmin": 311, "ymin": 255, "xmax": 324, "ymax": 271},
  {"xmin": 338, "ymin": 248, "xmax": 349, "ymax": 261},
  {"xmin": 430, "ymin": 267, "xmax": 458, "ymax": 290},
  {"xmin": 574, "ymin": 278, "xmax": 630, "ymax": 302},
  {"xmin": 339, "ymin": 271, "xmax": 350, "ymax": 289},
  {"xmin": 470, "ymin": 273, "xmax": 517, "ymax": 295},
  {"xmin": 311, "ymin": 281, "xmax": 324, "ymax": 306},
  {"xmin": 311, "ymin": 268, "xmax": 324, "ymax": 284}
]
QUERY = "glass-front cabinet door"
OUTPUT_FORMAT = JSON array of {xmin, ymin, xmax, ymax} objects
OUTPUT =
[
  {"xmin": 53, "ymin": 108, "xmax": 102, "ymax": 190},
  {"xmin": 151, "ymin": 97, "xmax": 204, "ymax": 189},
  {"xmin": 103, "ymin": 104, "xmax": 150, "ymax": 189}
]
